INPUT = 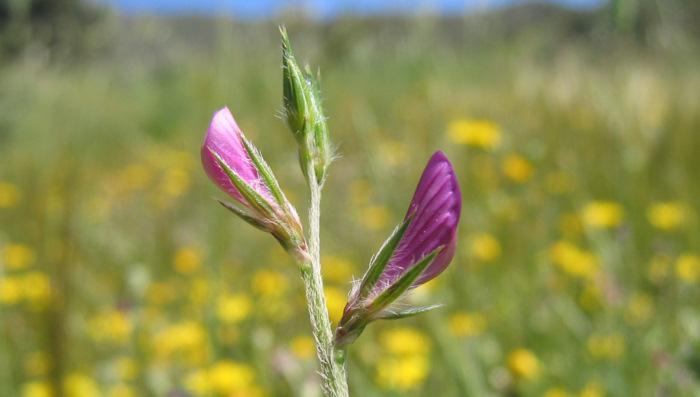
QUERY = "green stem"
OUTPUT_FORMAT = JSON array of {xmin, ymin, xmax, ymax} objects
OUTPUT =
[{"xmin": 299, "ymin": 177, "xmax": 349, "ymax": 397}]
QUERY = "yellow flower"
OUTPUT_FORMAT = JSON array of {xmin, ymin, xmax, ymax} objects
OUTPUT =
[
  {"xmin": 359, "ymin": 205, "xmax": 391, "ymax": 231},
  {"xmin": 216, "ymin": 293, "xmax": 252, "ymax": 324},
  {"xmin": 676, "ymin": 254, "xmax": 700, "ymax": 283},
  {"xmin": 290, "ymin": 336, "xmax": 315, "ymax": 360},
  {"xmin": 376, "ymin": 355, "xmax": 430, "ymax": 391},
  {"xmin": 185, "ymin": 369, "xmax": 211, "ymax": 395},
  {"xmin": 579, "ymin": 381, "xmax": 605, "ymax": 397},
  {"xmin": 507, "ymin": 348, "xmax": 540, "ymax": 380},
  {"xmin": 24, "ymin": 351, "xmax": 51, "ymax": 377},
  {"xmin": 324, "ymin": 287, "xmax": 347, "ymax": 324},
  {"xmin": 21, "ymin": 381, "xmax": 52, "ymax": 397},
  {"xmin": 549, "ymin": 241, "xmax": 599, "ymax": 280},
  {"xmin": 252, "ymin": 270, "xmax": 288, "ymax": 298},
  {"xmin": 544, "ymin": 388, "xmax": 571, "ymax": 397},
  {"xmin": 88, "ymin": 310, "xmax": 133, "ymax": 345},
  {"xmin": 0, "ymin": 182, "xmax": 21, "ymax": 208},
  {"xmin": 447, "ymin": 119, "xmax": 502, "ymax": 150},
  {"xmin": 586, "ymin": 333, "xmax": 625, "ymax": 360},
  {"xmin": 154, "ymin": 321, "xmax": 208, "ymax": 362},
  {"xmin": 581, "ymin": 201, "xmax": 624, "ymax": 229},
  {"xmin": 174, "ymin": 247, "xmax": 203, "ymax": 274},
  {"xmin": 0, "ymin": 276, "xmax": 23, "ymax": 305},
  {"xmin": 647, "ymin": 201, "xmax": 687, "ymax": 230},
  {"xmin": 63, "ymin": 373, "xmax": 100, "ymax": 397},
  {"xmin": 207, "ymin": 360, "xmax": 255, "ymax": 395},
  {"xmin": 3, "ymin": 244, "xmax": 36, "ymax": 269},
  {"xmin": 21, "ymin": 272, "xmax": 52, "ymax": 305},
  {"xmin": 448, "ymin": 312, "xmax": 487, "ymax": 338},
  {"xmin": 502, "ymin": 154, "xmax": 534, "ymax": 183},
  {"xmin": 468, "ymin": 233, "xmax": 501, "ymax": 263},
  {"xmin": 321, "ymin": 256, "xmax": 355, "ymax": 285},
  {"xmin": 379, "ymin": 327, "xmax": 431, "ymax": 356}
]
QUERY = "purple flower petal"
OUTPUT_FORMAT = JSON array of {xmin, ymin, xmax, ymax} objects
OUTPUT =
[
  {"xmin": 201, "ymin": 107, "xmax": 272, "ymax": 204},
  {"xmin": 378, "ymin": 151, "xmax": 461, "ymax": 290}
]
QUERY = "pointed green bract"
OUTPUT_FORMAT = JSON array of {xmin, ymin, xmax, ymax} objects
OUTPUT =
[
  {"xmin": 240, "ymin": 136, "xmax": 286, "ymax": 207},
  {"xmin": 367, "ymin": 247, "xmax": 442, "ymax": 313},
  {"xmin": 358, "ymin": 216, "xmax": 413, "ymax": 299},
  {"xmin": 217, "ymin": 199, "xmax": 268, "ymax": 230},
  {"xmin": 212, "ymin": 150, "xmax": 276, "ymax": 217},
  {"xmin": 378, "ymin": 304, "xmax": 443, "ymax": 320}
]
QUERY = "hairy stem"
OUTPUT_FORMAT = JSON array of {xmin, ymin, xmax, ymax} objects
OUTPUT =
[{"xmin": 299, "ymin": 177, "xmax": 349, "ymax": 397}]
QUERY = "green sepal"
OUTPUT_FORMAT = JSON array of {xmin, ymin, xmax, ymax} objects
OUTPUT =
[
  {"xmin": 216, "ymin": 199, "xmax": 268, "ymax": 230},
  {"xmin": 378, "ymin": 304, "xmax": 443, "ymax": 320},
  {"xmin": 239, "ymin": 136, "xmax": 286, "ymax": 207},
  {"xmin": 367, "ymin": 247, "xmax": 442, "ymax": 313},
  {"xmin": 358, "ymin": 215, "xmax": 413, "ymax": 300},
  {"xmin": 211, "ymin": 150, "xmax": 275, "ymax": 218}
]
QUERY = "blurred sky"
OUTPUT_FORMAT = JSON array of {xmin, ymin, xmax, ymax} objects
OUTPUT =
[{"xmin": 101, "ymin": 0, "xmax": 606, "ymax": 18}]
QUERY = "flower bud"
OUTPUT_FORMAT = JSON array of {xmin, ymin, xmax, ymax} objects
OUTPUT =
[
  {"xmin": 202, "ymin": 107, "xmax": 308, "ymax": 260},
  {"xmin": 281, "ymin": 27, "xmax": 331, "ymax": 185},
  {"xmin": 334, "ymin": 151, "xmax": 462, "ymax": 347}
]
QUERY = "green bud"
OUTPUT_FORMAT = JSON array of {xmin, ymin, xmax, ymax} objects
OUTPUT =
[{"xmin": 280, "ymin": 26, "xmax": 331, "ymax": 185}]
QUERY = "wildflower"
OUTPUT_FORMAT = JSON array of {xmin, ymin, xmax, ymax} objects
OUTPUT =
[
  {"xmin": 322, "ymin": 256, "xmax": 355, "ymax": 284},
  {"xmin": 0, "ymin": 276, "xmax": 22, "ymax": 305},
  {"xmin": 281, "ymin": 27, "xmax": 332, "ymax": 184},
  {"xmin": 468, "ymin": 233, "xmax": 501, "ymax": 263},
  {"xmin": 88, "ymin": 309, "xmax": 133, "ymax": 345},
  {"xmin": 506, "ymin": 348, "xmax": 540, "ymax": 380},
  {"xmin": 324, "ymin": 287, "xmax": 347, "ymax": 324},
  {"xmin": 549, "ymin": 241, "xmax": 599, "ymax": 280},
  {"xmin": 376, "ymin": 355, "xmax": 430, "ymax": 391},
  {"xmin": 358, "ymin": 205, "xmax": 391, "ymax": 231},
  {"xmin": 63, "ymin": 373, "xmax": 100, "ymax": 397},
  {"xmin": 290, "ymin": 335, "xmax": 315, "ymax": 359},
  {"xmin": 201, "ymin": 107, "xmax": 307, "ymax": 260},
  {"xmin": 207, "ymin": 360, "xmax": 256, "ymax": 396},
  {"xmin": 449, "ymin": 312, "xmax": 487, "ymax": 337},
  {"xmin": 447, "ymin": 119, "xmax": 501, "ymax": 150},
  {"xmin": 0, "ymin": 181, "xmax": 21, "ymax": 208},
  {"xmin": 252, "ymin": 269, "xmax": 288, "ymax": 297},
  {"xmin": 647, "ymin": 201, "xmax": 687, "ymax": 230},
  {"xmin": 21, "ymin": 381, "xmax": 52, "ymax": 397},
  {"xmin": 335, "ymin": 151, "xmax": 461, "ymax": 347},
  {"xmin": 2, "ymin": 243, "xmax": 36, "ymax": 270},
  {"xmin": 676, "ymin": 254, "xmax": 700, "ymax": 283},
  {"xmin": 379, "ymin": 327, "xmax": 431, "ymax": 356},
  {"xmin": 216, "ymin": 293, "xmax": 252, "ymax": 324},
  {"xmin": 502, "ymin": 154, "xmax": 534, "ymax": 183},
  {"xmin": 581, "ymin": 201, "xmax": 624, "ymax": 229},
  {"xmin": 173, "ymin": 246, "xmax": 202, "ymax": 274}
]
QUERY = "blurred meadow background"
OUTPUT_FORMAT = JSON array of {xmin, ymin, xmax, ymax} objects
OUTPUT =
[{"xmin": 1, "ymin": 0, "xmax": 700, "ymax": 396}]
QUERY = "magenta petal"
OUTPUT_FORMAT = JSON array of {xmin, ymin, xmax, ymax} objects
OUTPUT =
[
  {"xmin": 201, "ymin": 107, "xmax": 272, "ymax": 204},
  {"xmin": 379, "ymin": 151, "xmax": 462, "ymax": 290}
]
